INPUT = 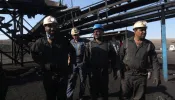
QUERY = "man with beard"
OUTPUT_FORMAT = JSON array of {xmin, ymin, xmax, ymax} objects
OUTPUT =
[
  {"xmin": 0, "ymin": 62, "xmax": 7, "ymax": 100},
  {"xmin": 119, "ymin": 20, "xmax": 161, "ymax": 100},
  {"xmin": 86, "ymin": 24, "xmax": 117, "ymax": 100},
  {"xmin": 31, "ymin": 16, "xmax": 76, "ymax": 100}
]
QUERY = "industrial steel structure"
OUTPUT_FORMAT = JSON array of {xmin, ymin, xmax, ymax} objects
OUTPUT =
[
  {"xmin": 0, "ymin": 0, "xmax": 67, "ymax": 66},
  {"xmin": 0, "ymin": 0, "xmax": 174, "ymax": 81}
]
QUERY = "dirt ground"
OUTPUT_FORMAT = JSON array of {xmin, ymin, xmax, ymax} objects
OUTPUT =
[
  {"xmin": 4, "ymin": 70, "xmax": 175, "ymax": 100},
  {"xmin": 3, "ymin": 62, "xmax": 175, "ymax": 100},
  {"xmin": 1, "ymin": 45, "xmax": 175, "ymax": 100}
]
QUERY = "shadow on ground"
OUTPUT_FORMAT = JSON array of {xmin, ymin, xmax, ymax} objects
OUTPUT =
[
  {"xmin": 147, "ymin": 85, "xmax": 174, "ymax": 100},
  {"xmin": 4, "ymin": 67, "xmax": 42, "ymax": 86},
  {"xmin": 108, "ymin": 91, "xmax": 120, "ymax": 97},
  {"xmin": 159, "ymin": 64, "xmax": 175, "ymax": 70}
]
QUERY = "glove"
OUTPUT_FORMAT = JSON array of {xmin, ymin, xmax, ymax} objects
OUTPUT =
[
  {"xmin": 113, "ymin": 70, "xmax": 121, "ymax": 80},
  {"xmin": 108, "ymin": 67, "xmax": 112, "ymax": 74},
  {"xmin": 147, "ymin": 72, "xmax": 152, "ymax": 80},
  {"xmin": 17, "ymin": 68, "xmax": 37, "ymax": 78},
  {"xmin": 45, "ymin": 63, "xmax": 57, "ymax": 71},
  {"xmin": 153, "ymin": 78, "xmax": 161, "ymax": 87},
  {"xmin": 68, "ymin": 55, "xmax": 70, "ymax": 66},
  {"xmin": 16, "ymin": 75, "xmax": 23, "ymax": 80},
  {"xmin": 108, "ymin": 60, "xmax": 112, "ymax": 74},
  {"xmin": 35, "ymin": 67, "xmax": 44, "ymax": 76}
]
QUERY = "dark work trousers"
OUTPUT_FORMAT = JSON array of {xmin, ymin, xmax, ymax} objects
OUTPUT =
[
  {"xmin": 89, "ymin": 67, "xmax": 109, "ymax": 100},
  {"xmin": 121, "ymin": 72, "xmax": 147, "ymax": 100},
  {"xmin": 0, "ymin": 72, "xmax": 8, "ymax": 100},
  {"xmin": 43, "ymin": 71, "xmax": 68, "ymax": 100},
  {"xmin": 67, "ymin": 62, "xmax": 87, "ymax": 99}
]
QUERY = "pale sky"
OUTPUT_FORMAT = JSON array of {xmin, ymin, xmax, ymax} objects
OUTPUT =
[{"xmin": 0, "ymin": 0, "xmax": 174, "ymax": 40}]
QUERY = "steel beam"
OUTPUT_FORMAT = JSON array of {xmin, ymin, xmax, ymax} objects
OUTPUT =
[
  {"xmin": 65, "ymin": 1, "xmax": 174, "ymax": 31},
  {"xmin": 13, "ymin": 12, "xmax": 18, "ymax": 65},
  {"xmin": 0, "ymin": 49, "xmax": 20, "ymax": 64},
  {"xmin": 0, "ymin": 1, "xmax": 67, "ymax": 12},
  {"xmin": 59, "ymin": 0, "xmax": 159, "ymax": 30},
  {"xmin": 20, "ymin": 15, "xmax": 24, "ymax": 67},
  {"xmin": 57, "ymin": 0, "xmax": 117, "ymax": 20},
  {"xmin": 32, "ymin": 0, "xmax": 160, "ymax": 36},
  {"xmin": 60, "ymin": 1, "xmax": 175, "ymax": 35},
  {"xmin": 0, "ymin": 16, "xmax": 4, "ymax": 21},
  {"xmin": 66, "ymin": 8, "xmax": 175, "ymax": 35},
  {"xmin": 58, "ymin": 0, "xmax": 129, "ymax": 26}
]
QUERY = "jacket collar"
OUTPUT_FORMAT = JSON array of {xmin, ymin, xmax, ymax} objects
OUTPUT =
[{"xmin": 129, "ymin": 36, "xmax": 149, "ymax": 46}]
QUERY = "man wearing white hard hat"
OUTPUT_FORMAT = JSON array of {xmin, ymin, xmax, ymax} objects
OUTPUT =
[
  {"xmin": 67, "ymin": 27, "xmax": 89, "ymax": 100},
  {"xmin": 43, "ymin": 15, "xmax": 58, "ymax": 41},
  {"xmin": 119, "ymin": 20, "xmax": 161, "ymax": 100},
  {"xmin": 31, "ymin": 16, "xmax": 76, "ymax": 100}
]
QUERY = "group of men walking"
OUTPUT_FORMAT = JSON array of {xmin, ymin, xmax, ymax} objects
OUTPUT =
[
  {"xmin": 31, "ymin": 16, "xmax": 161, "ymax": 100},
  {"xmin": 31, "ymin": 16, "xmax": 118, "ymax": 100},
  {"xmin": 0, "ymin": 15, "xmax": 161, "ymax": 100},
  {"xmin": 66, "ymin": 24, "xmax": 118, "ymax": 100}
]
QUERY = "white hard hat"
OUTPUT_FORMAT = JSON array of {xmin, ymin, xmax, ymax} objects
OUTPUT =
[
  {"xmin": 133, "ymin": 20, "xmax": 147, "ymax": 29},
  {"xmin": 43, "ymin": 16, "xmax": 58, "ymax": 26},
  {"xmin": 71, "ymin": 27, "xmax": 79, "ymax": 35}
]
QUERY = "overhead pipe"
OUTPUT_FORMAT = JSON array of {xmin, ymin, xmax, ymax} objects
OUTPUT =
[
  {"xmin": 31, "ymin": 0, "xmax": 160, "ymax": 36},
  {"xmin": 59, "ymin": 0, "xmax": 160, "ymax": 29},
  {"xmin": 61, "ymin": 8, "xmax": 175, "ymax": 35},
  {"xmin": 59, "ymin": 0, "xmax": 129, "ymax": 26},
  {"xmin": 57, "ymin": 0, "xmax": 121, "ymax": 20},
  {"xmin": 60, "ymin": 1, "xmax": 175, "ymax": 34}
]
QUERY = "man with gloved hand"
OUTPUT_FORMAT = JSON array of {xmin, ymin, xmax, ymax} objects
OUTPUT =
[
  {"xmin": 31, "ymin": 16, "xmax": 76, "ymax": 100},
  {"xmin": 119, "ymin": 20, "xmax": 161, "ymax": 100}
]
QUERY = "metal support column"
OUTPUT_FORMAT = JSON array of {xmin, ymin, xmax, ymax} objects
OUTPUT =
[
  {"xmin": 1, "ymin": 53, "xmax": 2, "ymax": 63},
  {"xmin": 97, "ymin": 11, "xmax": 100, "ymax": 21},
  {"xmin": 70, "ymin": 0, "xmax": 74, "ymax": 27},
  {"xmin": 105, "ymin": 0, "xmax": 109, "ymax": 24},
  {"xmin": 12, "ymin": 12, "xmax": 17, "ymax": 65},
  {"xmin": 12, "ymin": 22, "xmax": 14, "ymax": 64},
  {"xmin": 161, "ymin": 5, "xmax": 168, "ymax": 81},
  {"xmin": 20, "ymin": 15, "xmax": 23, "ymax": 67}
]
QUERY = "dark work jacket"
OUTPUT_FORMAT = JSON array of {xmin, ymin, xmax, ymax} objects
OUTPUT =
[
  {"xmin": 120, "ymin": 36, "xmax": 160, "ymax": 78},
  {"xmin": 86, "ymin": 39, "xmax": 116, "ymax": 68},
  {"xmin": 31, "ymin": 35, "xmax": 76, "ymax": 75},
  {"xmin": 70, "ymin": 38, "xmax": 89, "ymax": 63},
  {"xmin": 0, "ymin": 62, "xmax": 4, "ymax": 76}
]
